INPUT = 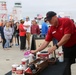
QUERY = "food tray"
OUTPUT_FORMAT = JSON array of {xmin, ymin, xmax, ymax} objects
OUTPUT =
[
  {"xmin": 29, "ymin": 59, "xmax": 48, "ymax": 71},
  {"xmin": 26, "ymin": 58, "xmax": 56, "ymax": 75}
]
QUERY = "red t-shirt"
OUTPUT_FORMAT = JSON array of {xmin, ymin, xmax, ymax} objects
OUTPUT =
[
  {"xmin": 45, "ymin": 18, "xmax": 76, "ymax": 47},
  {"xmin": 19, "ymin": 24, "xmax": 26, "ymax": 36}
]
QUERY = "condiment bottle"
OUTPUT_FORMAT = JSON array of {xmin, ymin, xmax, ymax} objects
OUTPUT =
[{"xmin": 58, "ymin": 50, "xmax": 64, "ymax": 62}]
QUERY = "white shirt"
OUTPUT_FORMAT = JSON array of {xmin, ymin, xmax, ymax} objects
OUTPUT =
[{"xmin": 23, "ymin": 21, "xmax": 31, "ymax": 33}]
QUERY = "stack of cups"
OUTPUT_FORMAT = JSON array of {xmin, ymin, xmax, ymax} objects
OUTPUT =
[
  {"xmin": 16, "ymin": 65, "xmax": 24, "ymax": 75},
  {"xmin": 12, "ymin": 64, "xmax": 18, "ymax": 74},
  {"xmin": 21, "ymin": 58, "xmax": 29, "ymax": 70}
]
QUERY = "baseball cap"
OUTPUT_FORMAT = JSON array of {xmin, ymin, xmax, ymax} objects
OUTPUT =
[{"xmin": 46, "ymin": 11, "xmax": 57, "ymax": 21}]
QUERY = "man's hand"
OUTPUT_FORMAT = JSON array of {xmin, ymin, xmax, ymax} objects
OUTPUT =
[
  {"xmin": 31, "ymin": 41, "xmax": 49, "ymax": 54},
  {"xmin": 31, "ymin": 50, "xmax": 38, "ymax": 54},
  {"xmin": 48, "ymin": 45, "xmax": 57, "ymax": 54}
]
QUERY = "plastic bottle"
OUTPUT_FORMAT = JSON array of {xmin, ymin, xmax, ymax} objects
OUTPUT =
[
  {"xmin": 21, "ymin": 58, "xmax": 28, "ymax": 70},
  {"xmin": 58, "ymin": 50, "xmax": 64, "ymax": 62},
  {"xmin": 49, "ymin": 53, "xmax": 53, "ymax": 59},
  {"xmin": 29, "ymin": 53, "xmax": 34, "ymax": 63}
]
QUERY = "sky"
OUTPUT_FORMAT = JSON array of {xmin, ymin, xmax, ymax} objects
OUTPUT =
[{"xmin": 2, "ymin": 0, "xmax": 76, "ymax": 20}]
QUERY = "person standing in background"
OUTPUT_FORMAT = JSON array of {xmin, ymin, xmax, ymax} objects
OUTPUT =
[
  {"xmin": 19, "ymin": 20, "xmax": 26, "ymax": 51},
  {"xmin": 14, "ymin": 22, "xmax": 19, "ymax": 46},
  {"xmin": 31, "ymin": 20, "xmax": 40, "ymax": 35},
  {"xmin": 9, "ymin": 20, "xmax": 15, "ymax": 47},
  {"xmin": 41, "ymin": 18, "xmax": 48, "ymax": 37},
  {"xmin": 4, "ymin": 22, "xmax": 13, "ymax": 50},
  {"xmin": 23, "ymin": 17, "xmax": 31, "ymax": 50},
  {"xmin": 1, "ymin": 21, "xmax": 6, "ymax": 48},
  {"xmin": 9, "ymin": 21, "xmax": 14, "ymax": 47},
  {"xmin": 0, "ymin": 20, "xmax": 3, "ymax": 43}
]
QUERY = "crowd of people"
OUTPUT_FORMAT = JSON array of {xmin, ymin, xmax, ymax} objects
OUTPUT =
[
  {"xmin": 0, "ymin": 16, "xmax": 49, "ymax": 50},
  {"xmin": 0, "ymin": 11, "xmax": 76, "ymax": 75}
]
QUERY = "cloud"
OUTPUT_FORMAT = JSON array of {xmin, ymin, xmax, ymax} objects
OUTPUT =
[{"xmin": 4, "ymin": 0, "xmax": 76, "ymax": 19}]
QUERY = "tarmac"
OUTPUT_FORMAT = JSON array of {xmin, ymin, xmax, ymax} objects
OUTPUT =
[
  {"xmin": 0, "ymin": 40, "xmax": 76, "ymax": 75},
  {"xmin": 0, "ymin": 43, "xmax": 24, "ymax": 75}
]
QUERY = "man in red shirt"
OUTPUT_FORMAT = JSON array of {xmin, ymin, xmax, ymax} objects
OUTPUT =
[{"xmin": 31, "ymin": 11, "xmax": 76, "ymax": 69}]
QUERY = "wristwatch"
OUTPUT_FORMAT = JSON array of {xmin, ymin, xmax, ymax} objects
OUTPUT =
[{"xmin": 55, "ymin": 44, "xmax": 59, "ymax": 49}]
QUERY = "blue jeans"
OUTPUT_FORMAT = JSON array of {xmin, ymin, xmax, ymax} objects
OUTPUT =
[{"xmin": 4, "ymin": 39, "xmax": 10, "ymax": 48}]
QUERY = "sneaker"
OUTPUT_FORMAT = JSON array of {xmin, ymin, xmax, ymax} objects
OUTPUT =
[{"xmin": 9, "ymin": 46, "xmax": 12, "ymax": 48}]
